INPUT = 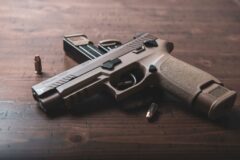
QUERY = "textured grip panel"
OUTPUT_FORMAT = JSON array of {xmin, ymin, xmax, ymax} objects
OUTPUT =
[
  {"xmin": 159, "ymin": 55, "xmax": 220, "ymax": 104},
  {"xmin": 158, "ymin": 55, "xmax": 236, "ymax": 119}
]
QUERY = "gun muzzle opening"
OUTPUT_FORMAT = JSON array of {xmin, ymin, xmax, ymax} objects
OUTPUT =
[
  {"xmin": 32, "ymin": 90, "xmax": 38, "ymax": 101},
  {"xmin": 33, "ymin": 90, "xmax": 66, "ymax": 113}
]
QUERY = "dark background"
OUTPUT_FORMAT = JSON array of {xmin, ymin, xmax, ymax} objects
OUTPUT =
[{"xmin": 0, "ymin": 0, "xmax": 240, "ymax": 159}]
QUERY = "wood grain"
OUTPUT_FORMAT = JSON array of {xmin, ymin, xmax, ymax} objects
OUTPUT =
[{"xmin": 0, "ymin": 0, "xmax": 240, "ymax": 159}]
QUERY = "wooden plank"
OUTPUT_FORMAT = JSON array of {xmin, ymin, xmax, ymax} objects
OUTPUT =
[{"xmin": 0, "ymin": 0, "xmax": 239, "ymax": 159}]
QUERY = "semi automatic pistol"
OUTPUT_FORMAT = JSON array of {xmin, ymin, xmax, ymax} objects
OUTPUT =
[{"xmin": 32, "ymin": 33, "xmax": 237, "ymax": 119}]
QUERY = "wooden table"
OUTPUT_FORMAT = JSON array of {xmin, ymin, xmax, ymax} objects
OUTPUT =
[{"xmin": 0, "ymin": 0, "xmax": 240, "ymax": 159}]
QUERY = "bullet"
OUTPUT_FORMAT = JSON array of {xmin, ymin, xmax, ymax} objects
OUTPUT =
[
  {"xmin": 146, "ymin": 102, "xmax": 159, "ymax": 121},
  {"xmin": 34, "ymin": 55, "xmax": 42, "ymax": 74}
]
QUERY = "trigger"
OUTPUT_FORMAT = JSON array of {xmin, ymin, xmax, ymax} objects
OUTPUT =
[{"xmin": 116, "ymin": 73, "xmax": 137, "ymax": 90}]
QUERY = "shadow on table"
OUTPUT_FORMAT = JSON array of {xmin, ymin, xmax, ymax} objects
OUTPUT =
[
  {"xmin": 69, "ymin": 88, "xmax": 161, "ymax": 117},
  {"xmin": 44, "ymin": 88, "xmax": 160, "ymax": 119},
  {"xmin": 217, "ymin": 107, "xmax": 240, "ymax": 129},
  {"xmin": 44, "ymin": 88, "xmax": 240, "ymax": 129}
]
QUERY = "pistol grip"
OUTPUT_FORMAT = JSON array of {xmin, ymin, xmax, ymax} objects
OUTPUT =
[{"xmin": 157, "ymin": 55, "xmax": 237, "ymax": 119}]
